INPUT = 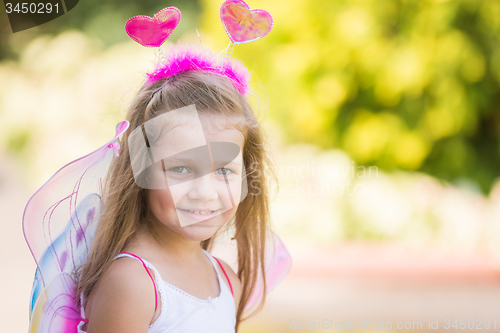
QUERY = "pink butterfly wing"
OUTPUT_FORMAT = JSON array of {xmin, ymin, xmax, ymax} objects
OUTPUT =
[{"xmin": 24, "ymin": 121, "xmax": 130, "ymax": 333}]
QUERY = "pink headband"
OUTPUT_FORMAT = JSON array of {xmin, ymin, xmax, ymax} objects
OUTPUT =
[{"xmin": 146, "ymin": 43, "xmax": 251, "ymax": 95}]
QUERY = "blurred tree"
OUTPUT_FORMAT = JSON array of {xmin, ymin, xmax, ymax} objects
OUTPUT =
[{"xmin": 201, "ymin": 0, "xmax": 500, "ymax": 195}]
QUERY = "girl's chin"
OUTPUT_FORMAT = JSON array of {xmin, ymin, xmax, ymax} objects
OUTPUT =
[
  {"xmin": 176, "ymin": 215, "xmax": 232, "ymax": 241},
  {"xmin": 176, "ymin": 224, "xmax": 221, "ymax": 241}
]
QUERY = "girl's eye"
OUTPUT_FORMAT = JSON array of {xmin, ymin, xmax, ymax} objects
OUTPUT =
[
  {"xmin": 215, "ymin": 167, "xmax": 233, "ymax": 175},
  {"xmin": 169, "ymin": 166, "xmax": 189, "ymax": 174}
]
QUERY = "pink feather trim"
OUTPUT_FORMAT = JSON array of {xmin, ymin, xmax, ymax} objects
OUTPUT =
[{"xmin": 146, "ymin": 43, "xmax": 251, "ymax": 95}]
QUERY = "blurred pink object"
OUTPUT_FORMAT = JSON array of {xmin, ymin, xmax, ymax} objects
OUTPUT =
[
  {"xmin": 220, "ymin": 0, "xmax": 273, "ymax": 44},
  {"xmin": 125, "ymin": 7, "xmax": 181, "ymax": 47},
  {"xmin": 244, "ymin": 232, "xmax": 292, "ymax": 311}
]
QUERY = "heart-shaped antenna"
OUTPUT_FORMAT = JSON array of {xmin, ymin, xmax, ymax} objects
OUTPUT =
[
  {"xmin": 125, "ymin": 7, "xmax": 181, "ymax": 48},
  {"xmin": 220, "ymin": 0, "xmax": 273, "ymax": 45}
]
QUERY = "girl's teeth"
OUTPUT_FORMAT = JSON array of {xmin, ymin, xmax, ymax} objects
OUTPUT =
[{"xmin": 184, "ymin": 210, "xmax": 215, "ymax": 215}]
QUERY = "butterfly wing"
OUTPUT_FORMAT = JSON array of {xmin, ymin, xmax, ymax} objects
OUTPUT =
[
  {"xmin": 24, "ymin": 121, "xmax": 129, "ymax": 332},
  {"xmin": 243, "ymin": 230, "xmax": 292, "ymax": 312},
  {"xmin": 29, "ymin": 193, "xmax": 101, "ymax": 319}
]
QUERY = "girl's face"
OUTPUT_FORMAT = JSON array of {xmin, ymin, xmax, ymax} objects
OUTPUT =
[{"xmin": 145, "ymin": 109, "xmax": 245, "ymax": 242}]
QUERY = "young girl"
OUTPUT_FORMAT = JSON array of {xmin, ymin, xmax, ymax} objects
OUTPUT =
[
  {"xmin": 74, "ymin": 43, "xmax": 276, "ymax": 332},
  {"xmin": 24, "ymin": 3, "xmax": 291, "ymax": 332}
]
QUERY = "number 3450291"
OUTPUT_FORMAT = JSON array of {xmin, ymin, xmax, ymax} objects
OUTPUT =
[{"xmin": 5, "ymin": 3, "xmax": 59, "ymax": 14}]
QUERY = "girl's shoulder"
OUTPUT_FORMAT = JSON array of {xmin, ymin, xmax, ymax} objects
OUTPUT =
[{"xmin": 83, "ymin": 254, "xmax": 158, "ymax": 331}]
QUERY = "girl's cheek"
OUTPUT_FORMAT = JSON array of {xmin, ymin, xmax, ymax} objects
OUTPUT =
[
  {"xmin": 150, "ymin": 188, "xmax": 175, "ymax": 210},
  {"xmin": 162, "ymin": 189, "xmax": 176, "ymax": 208},
  {"xmin": 220, "ymin": 205, "xmax": 237, "ymax": 223},
  {"xmin": 167, "ymin": 182, "xmax": 191, "ymax": 206},
  {"xmin": 216, "ymin": 176, "xmax": 243, "ymax": 206}
]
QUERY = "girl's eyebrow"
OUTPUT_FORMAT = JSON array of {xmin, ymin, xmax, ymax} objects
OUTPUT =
[
  {"xmin": 164, "ymin": 155, "xmax": 242, "ymax": 167},
  {"xmin": 161, "ymin": 142, "xmax": 242, "ymax": 164},
  {"xmin": 164, "ymin": 156, "xmax": 198, "ymax": 164},
  {"xmin": 213, "ymin": 158, "xmax": 242, "ymax": 166}
]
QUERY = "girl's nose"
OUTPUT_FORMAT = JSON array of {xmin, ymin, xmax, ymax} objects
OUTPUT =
[{"xmin": 187, "ymin": 173, "xmax": 219, "ymax": 201}]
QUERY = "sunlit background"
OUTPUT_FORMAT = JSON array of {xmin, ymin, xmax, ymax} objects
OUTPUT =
[{"xmin": 1, "ymin": 0, "xmax": 500, "ymax": 332}]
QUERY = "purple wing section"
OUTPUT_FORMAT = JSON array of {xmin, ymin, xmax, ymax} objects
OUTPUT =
[
  {"xmin": 24, "ymin": 121, "xmax": 129, "ymax": 332},
  {"xmin": 29, "ymin": 274, "xmax": 81, "ymax": 333}
]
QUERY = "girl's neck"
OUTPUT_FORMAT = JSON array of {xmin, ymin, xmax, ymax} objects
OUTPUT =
[{"xmin": 134, "ymin": 220, "xmax": 204, "ymax": 264}]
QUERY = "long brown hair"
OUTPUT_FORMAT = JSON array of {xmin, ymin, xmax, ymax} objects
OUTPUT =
[{"xmin": 75, "ymin": 70, "xmax": 273, "ymax": 330}]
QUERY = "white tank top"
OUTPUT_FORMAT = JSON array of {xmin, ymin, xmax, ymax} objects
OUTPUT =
[{"xmin": 77, "ymin": 249, "xmax": 236, "ymax": 333}]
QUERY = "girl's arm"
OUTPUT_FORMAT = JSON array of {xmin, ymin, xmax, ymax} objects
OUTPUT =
[
  {"xmin": 84, "ymin": 258, "xmax": 158, "ymax": 333},
  {"xmin": 216, "ymin": 259, "xmax": 242, "ymax": 308}
]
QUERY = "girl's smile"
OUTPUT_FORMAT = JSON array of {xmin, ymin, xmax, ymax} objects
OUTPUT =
[{"xmin": 177, "ymin": 208, "xmax": 221, "ymax": 221}]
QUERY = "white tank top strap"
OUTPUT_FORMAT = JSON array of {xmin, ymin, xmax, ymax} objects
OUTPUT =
[
  {"xmin": 114, "ymin": 253, "xmax": 159, "ymax": 275},
  {"xmin": 201, "ymin": 249, "xmax": 233, "ymax": 299}
]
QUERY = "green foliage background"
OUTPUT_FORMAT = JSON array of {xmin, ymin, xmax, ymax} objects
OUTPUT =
[{"xmin": 201, "ymin": 0, "xmax": 500, "ymax": 195}]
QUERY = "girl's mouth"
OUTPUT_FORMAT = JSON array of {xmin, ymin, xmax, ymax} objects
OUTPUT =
[
  {"xmin": 178, "ymin": 209, "xmax": 217, "ymax": 215},
  {"xmin": 176, "ymin": 208, "xmax": 222, "ymax": 222}
]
